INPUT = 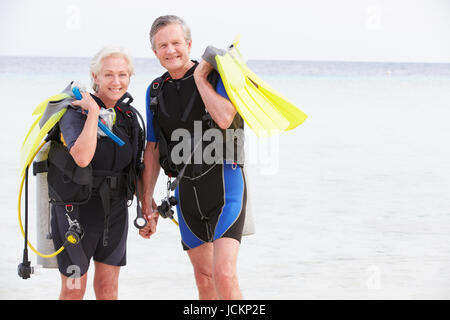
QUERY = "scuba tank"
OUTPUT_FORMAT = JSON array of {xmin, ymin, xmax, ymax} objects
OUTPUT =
[{"xmin": 34, "ymin": 142, "xmax": 58, "ymax": 268}]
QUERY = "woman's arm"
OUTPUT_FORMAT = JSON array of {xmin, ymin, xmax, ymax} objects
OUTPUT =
[{"xmin": 70, "ymin": 92, "xmax": 101, "ymax": 167}]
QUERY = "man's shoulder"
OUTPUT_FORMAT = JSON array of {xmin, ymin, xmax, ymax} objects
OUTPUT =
[{"xmin": 148, "ymin": 72, "xmax": 171, "ymax": 96}]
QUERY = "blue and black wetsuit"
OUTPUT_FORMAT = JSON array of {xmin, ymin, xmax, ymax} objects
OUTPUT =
[{"xmin": 146, "ymin": 62, "xmax": 247, "ymax": 250}]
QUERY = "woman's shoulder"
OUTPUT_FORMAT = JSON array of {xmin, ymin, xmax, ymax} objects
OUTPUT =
[
  {"xmin": 60, "ymin": 105, "xmax": 88, "ymax": 128},
  {"xmin": 59, "ymin": 106, "xmax": 86, "ymax": 146},
  {"xmin": 61, "ymin": 105, "xmax": 85, "ymax": 120}
]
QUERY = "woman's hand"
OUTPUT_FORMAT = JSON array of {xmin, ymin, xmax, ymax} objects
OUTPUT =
[{"xmin": 71, "ymin": 91, "xmax": 100, "ymax": 115}]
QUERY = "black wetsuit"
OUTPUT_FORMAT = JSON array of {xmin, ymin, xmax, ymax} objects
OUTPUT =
[{"xmin": 51, "ymin": 95, "xmax": 136, "ymax": 277}]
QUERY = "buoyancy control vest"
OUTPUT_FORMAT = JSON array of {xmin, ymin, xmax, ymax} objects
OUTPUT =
[
  {"xmin": 35, "ymin": 92, "xmax": 145, "ymax": 209},
  {"xmin": 149, "ymin": 61, "xmax": 245, "ymax": 178},
  {"xmin": 34, "ymin": 92, "xmax": 146, "ymax": 246}
]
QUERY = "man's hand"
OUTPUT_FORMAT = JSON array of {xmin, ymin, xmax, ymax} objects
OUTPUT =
[
  {"xmin": 194, "ymin": 59, "xmax": 214, "ymax": 80},
  {"xmin": 139, "ymin": 197, "xmax": 159, "ymax": 239}
]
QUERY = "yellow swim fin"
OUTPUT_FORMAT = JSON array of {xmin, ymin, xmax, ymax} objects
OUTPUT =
[
  {"xmin": 32, "ymin": 93, "xmax": 70, "ymax": 116},
  {"xmin": 228, "ymin": 44, "xmax": 307, "ymax": 131},
  {"xmin": 215, "ymin": 52, "xmax": 290, "ymax": 136},
  {"xmin": 21, "ymin": 93, "xmax": 71, "ymax": 150},
  {"xmin": 20, "ymin": 109, "xmax": 67, "ymax": 178},
  {"xmin": 20, "ymin": 85, "xmax": 74, "ymax": 178},
  {"xmin": 203, "ymin": 40, "xmax": 307, "ymax": 136}
]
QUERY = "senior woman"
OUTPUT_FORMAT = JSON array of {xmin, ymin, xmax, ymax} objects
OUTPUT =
[{"xmin": 50, "ymin": 46, "xmax": 144, "ymax": 300}]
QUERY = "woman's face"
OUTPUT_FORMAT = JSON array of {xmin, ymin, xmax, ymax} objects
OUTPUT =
[{"xmin": 93, "ymin": 55, "xmax": 130, "ymax": 106}]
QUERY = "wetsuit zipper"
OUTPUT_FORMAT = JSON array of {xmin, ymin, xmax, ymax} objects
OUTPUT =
[{"xmin": 192, "ymin": 185, "xmax": 213, "ymax": 241}]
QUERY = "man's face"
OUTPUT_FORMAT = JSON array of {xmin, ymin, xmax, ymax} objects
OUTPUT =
[{"xmin": 152, "ymin": 23, "xmax": 192, "ymax": 74}]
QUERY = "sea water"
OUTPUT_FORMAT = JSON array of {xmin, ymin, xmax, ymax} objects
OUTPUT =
[{"xmin": 0, "ymin": 56, "xmax": 450, "ymax": 299}]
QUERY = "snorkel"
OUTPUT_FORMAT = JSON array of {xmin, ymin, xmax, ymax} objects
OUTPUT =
[{"xmin": 72, "ymin": 86, "xmax": 125, "ymax": 146}]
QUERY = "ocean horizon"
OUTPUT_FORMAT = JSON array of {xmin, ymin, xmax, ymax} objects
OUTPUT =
[{"xmin": 2, "ymin": 55, "xmax": 450, "ymax": 77}]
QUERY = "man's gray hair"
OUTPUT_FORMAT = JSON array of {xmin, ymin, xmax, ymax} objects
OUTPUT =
[{"xmin": 149, "ymin": 15, "xmax": 192, "ymax": 49}]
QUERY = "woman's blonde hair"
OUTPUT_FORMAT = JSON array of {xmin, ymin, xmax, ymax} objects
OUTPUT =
[{"xmin": 90, "ymin": 45, "xmax": 134, "ymax": 92}]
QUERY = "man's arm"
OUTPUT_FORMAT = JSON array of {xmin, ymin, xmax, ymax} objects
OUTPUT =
[
  {"xmin": 194, "ymin": 60, "xmax": 236, "ymax": 129},
  {"xmin": 139, "ymin": 141, "xmax": 161, "ymax": 238}
]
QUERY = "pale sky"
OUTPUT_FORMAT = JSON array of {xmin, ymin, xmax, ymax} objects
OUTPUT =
[{"xmin": 1, "ymin": 0, "xmax": 449, "ymax": 63}]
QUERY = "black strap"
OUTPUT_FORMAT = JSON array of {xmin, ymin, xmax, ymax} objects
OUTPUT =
[
  {"xmin": 92, "ymin": 171, "xmax": 128, "ymax": 246},
  {"xmin": 180, "ymin": 90, "xmax": 198, "ymax": 122},
  {"xmin": 149, "ymin": 76, "xmax": 165, "ymax": 144},
  {"xmin": 32, "ymin": 160, "xmax": 48, "ymax": 176},
  {"xmin": 98, "ymin": 180, "xmax": 111, "ymax": 247},
  {"xmin": 156, "ymin": 89, "xmax": 170, "ymax": 118}
]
